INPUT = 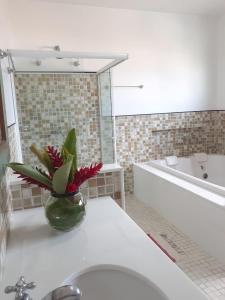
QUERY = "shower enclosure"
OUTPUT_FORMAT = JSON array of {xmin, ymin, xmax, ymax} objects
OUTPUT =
[
  {"xmin": 0, "ymin": 48, "xmax": 128, "ymax": 165},
  {"xmin": 98, "ymin": 70, "xmax": 114, "ymax": 163}
]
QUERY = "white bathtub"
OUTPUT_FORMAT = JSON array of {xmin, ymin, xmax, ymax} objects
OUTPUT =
[{"xmin": 133, "ymin": 154, "xmax": 225, "ymax": 264}]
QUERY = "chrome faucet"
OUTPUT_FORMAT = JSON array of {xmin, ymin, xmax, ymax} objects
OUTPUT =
[
  {"xmin": 4, "ymin": 276, "xmax": 36, "ymax": 300},
  {"xmin": 5, "ymin": 276, "xmax": 81, "ymax": 300},
  {"xmin": 41, "ymin": 285, "xmax": 81, "ymax": 300}
]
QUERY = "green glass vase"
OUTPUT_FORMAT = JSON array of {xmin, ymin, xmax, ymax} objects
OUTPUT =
[{"xmin": 44, "ymin": 191, "xmax": 86, "ymax": 231}]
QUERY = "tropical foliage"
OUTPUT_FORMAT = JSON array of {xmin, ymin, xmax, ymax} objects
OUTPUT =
[{"xmin": 8, "ymin": 129, "xmax": 102, "ymax": 194}]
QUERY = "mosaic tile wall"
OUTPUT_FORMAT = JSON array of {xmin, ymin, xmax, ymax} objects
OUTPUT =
[
  {"xmin": 0, "ymin": 123, "xmax": 27, "ymax": 279},
  {"xmin": 115, "ymin": 111, "xmax": 223, "ymax": 192},
  {"xmin": 0, "ymin": 125, "xmax": 17, "ymax": 279},
  {"xmin": 101, "ymin": 116, "xmax": 114, "ymax": 163},
  {"xmin": 12, "ymin": 72, "xmax": 225, "ymax": 194},
  {"xmin": 14, "ymin": 73, "xmax": 101, "ymax": 167},
  {"xmin": 0, "ymin": 169, "xmax": 11, "ymax": 280},
  {"xmin": 213, "ymin": 111, "xmax": 225, "ymax": 154},
  {"xmin": 10, "ymin": 171, "xmax": 122, "ymax": 210},
  {"xmin": 7, "ymin": 125, "xmax": 21, "ymax": 164}
]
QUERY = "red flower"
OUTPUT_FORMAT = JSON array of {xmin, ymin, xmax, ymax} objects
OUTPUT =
[
  {"xmin": 14, "ymin": 171, "xmax": 53, "ymax": 192},
  {"xmin": 66, "ymin": 182, "xmax": 78, "ymax": 193},
  {"xmin": 73, "ymin": 162, "xmax": 103, "ymax": 187},
  {"xmin": 47, "ymin": 146, "xmax": 63, "ymax": 169}
]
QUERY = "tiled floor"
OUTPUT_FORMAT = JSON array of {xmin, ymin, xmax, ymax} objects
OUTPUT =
[{"xmin": 125, "ymin": 194, "xmax": 225, "ymax": 300}]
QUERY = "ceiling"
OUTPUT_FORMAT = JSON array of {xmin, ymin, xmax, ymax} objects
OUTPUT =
[{"xmin": 36, "ymin": 0, "xmax": 225, "ymax": 16}]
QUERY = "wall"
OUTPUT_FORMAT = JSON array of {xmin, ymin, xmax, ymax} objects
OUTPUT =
[
  {"xmin": 14, "ymin": 72, "xmax": 225, "ymax": 193},
  {"xmin": 10, "ymin": 170, "xmax": 122, "ymax": 209},
  {"xmin": 216, "ymin": 15, "xmax": 225, "ymax": 109},
  {"xmin": 112, "ymin": 14, "xmax": 216, "ymax": 115},
  {"xmin": 0, "ymin": 0, "xmax": 14, "ymax": 279},
  {"xmin": 0, "ymin": 0, "xmax": 14, "ymax": 48},
  {"xmin": 5, "ymin": 0, "xmax": 217, "ymax": 115},
  {"xmin": 0, "ymin": 167, "xmax": 12, "ymax": 280},
  {"xmin": 2, "ymin": 0, "xmax": 223, "ymax": 193},
  {"xmin": 115, "ymin": 111, "xmax": 224, "ymax": 192},
  {"xmin": 14, "ymin": 73, "xmax": 101, "ymax": 166}
]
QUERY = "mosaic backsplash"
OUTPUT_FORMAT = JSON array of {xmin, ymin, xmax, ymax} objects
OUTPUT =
[
  {"xmin": 0, "ymin": 125, "xmax": 17, "ymax": 279},
  {"xmin": 115, "ymin": 111, "xmax": 224, "ymax": 192},
  {"xmin": 10, "ymin": 171, "xmax": 122, "ymax": 210},
  {"xmin": 101, "ymin": 116, "xmax": 114, "ymax": 163},
  {"xmin": 14, "ymin": 73, "xmax": 101, "ymax": 167},
  {"xmin": 0, "ymin": 169, "xmax": 11, "ymax": 280}
]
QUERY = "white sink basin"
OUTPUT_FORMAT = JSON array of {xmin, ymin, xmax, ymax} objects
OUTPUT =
[{"xmin": 63, "ymin": 265, "xmax": 169, "ymax": 300}]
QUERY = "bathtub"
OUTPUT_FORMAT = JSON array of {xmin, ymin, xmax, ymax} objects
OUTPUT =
[{"xmin": 133, "ymin": 154, "xmax": 225, "ymax": 264}]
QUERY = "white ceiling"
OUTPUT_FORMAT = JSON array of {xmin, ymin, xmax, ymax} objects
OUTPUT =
[{"xmin": 37, "ymin": 0, "xmax": 225, "ymax": 16}]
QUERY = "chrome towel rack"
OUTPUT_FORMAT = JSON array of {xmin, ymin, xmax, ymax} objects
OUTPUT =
[{"xmin": 113, "ymin": 85, "xmax": 144, "ymax": 89}]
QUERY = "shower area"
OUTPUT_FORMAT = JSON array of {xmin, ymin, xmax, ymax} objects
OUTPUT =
[
  {"xmin": 0, "ymin": 48, "xmax": 127, "ymax": 209},
  {"xmin": 2, "ymin": 48, "xmax": 127, "ymax": 167}
]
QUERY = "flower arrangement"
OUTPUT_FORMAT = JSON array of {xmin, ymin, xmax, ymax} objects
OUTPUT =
[{"xmin": 8, "ymin": 128, "xmax": 103, "ymax": 195}]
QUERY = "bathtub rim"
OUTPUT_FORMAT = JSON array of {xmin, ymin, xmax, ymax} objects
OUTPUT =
[
  {"xmin": 133, "ymin": 162, "xmax": 225, "ymax": 264},
  {"xmin": 148, "ymin": 156, "xmax": 225, "ymax": 198},
  {"xmin": 133, "ymin": 162, "xmax": 225, "ymax": 208}
]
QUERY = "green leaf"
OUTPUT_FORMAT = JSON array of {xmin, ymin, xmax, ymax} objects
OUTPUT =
[
  {"xmin": 63, "ymin": 128, "xmax": 76, "ymax": 155},
  {"xmin": 7, "ymin": 163, "xmax": 52, "ymax": 188},
  {"xmin": 30, "ymin": 144, "xmax": 54, "ymax": 173},
  {"xmin": 62, "ymin": 129, "xmax": 77, "ymax": 171},
  {"xmin": 52, "ymin": 158, "xmax": 73, "ymax": 194}
]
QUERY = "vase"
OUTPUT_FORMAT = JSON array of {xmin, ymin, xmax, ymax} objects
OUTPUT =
[{"xmin": 43, "ymin": 191, "xmax": 86, "ymax": 231}]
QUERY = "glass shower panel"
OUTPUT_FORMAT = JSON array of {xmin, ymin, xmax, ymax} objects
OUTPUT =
[{"xmin": 98, "ymin": 70, "xmax": 114, "ymax": 164}]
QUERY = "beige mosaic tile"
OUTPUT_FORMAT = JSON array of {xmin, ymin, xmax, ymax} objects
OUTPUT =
[
  {"xmin": 7, "ymin": 124, "xmax": 21, "ymax": 164},
  {"xmin": 0, "ymin": 122, "xmax": 18, "ymax": 278},
  {"xmin": 0, "ymin": 169, "xmax": 12, "ymax": 280},
  {"xmin": 14, "ymin": 73, "xmax": 101, "ymax": 167},
  {"xmin": 10, "ymin": 171, "xmax": 123, "ymax": 210},
  {"xmin": 13, "ymin": 73, "xmax": 225, "ymax": 194},
  {"xmin": 115, "ymin": 111, "xmax": 223, "ymax": 192}
]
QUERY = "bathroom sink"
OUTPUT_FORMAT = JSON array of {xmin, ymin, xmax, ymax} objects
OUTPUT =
[{"xmin": 63, "ymin": 265, "xmax": 169, "ymax": 300}]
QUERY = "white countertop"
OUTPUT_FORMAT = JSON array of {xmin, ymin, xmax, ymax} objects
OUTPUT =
[{"xmin": 0, "ymin": 197, "xmax": 206, "ymax": 300}]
